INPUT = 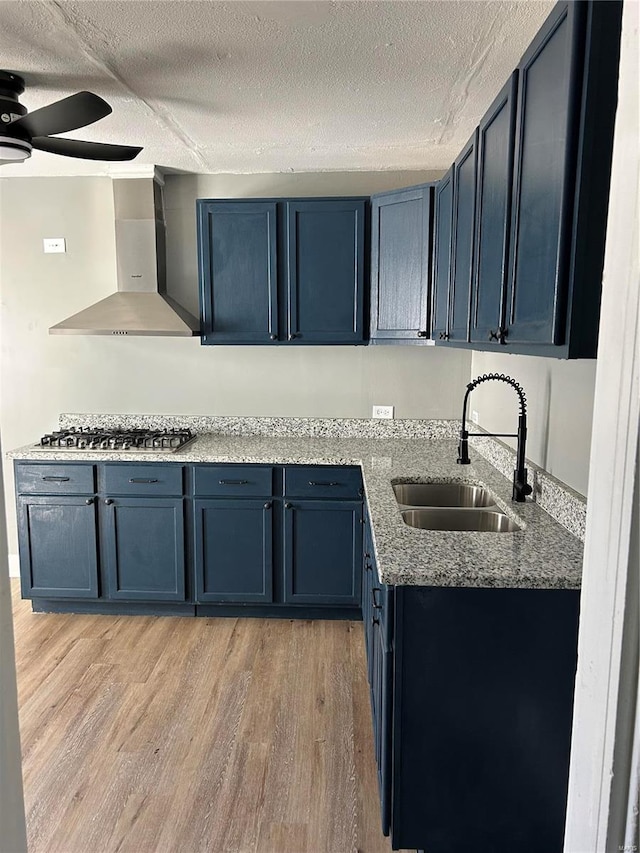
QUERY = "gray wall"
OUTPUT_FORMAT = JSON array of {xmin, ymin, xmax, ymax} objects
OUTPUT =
[
  {"xmin": 471, "ymin": 351, "xmax": 596, "ymax": 496},
  {"xmin": 0, "ymin": 171, "xmax": 471, "ymax": 558}
]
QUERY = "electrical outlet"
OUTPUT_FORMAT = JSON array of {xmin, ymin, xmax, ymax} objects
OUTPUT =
[
  {"xmin": 43, "ymin": 238, "xmax": 66, "ymax": 254},
  {"xmin": 471, "ymin": 410, "xmax": 480, "ymax": 425},
  {"xmin": 372, "ymin": 405, "xmax": 394, "ymax": 419}
]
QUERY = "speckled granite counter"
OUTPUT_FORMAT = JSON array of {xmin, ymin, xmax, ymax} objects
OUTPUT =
[{"xmin": 8, "ymin": 427, "xmax": 584, "ymax": 591}]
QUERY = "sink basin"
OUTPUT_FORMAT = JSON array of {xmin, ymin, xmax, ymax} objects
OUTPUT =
[
  {"xmin": 393, "ymin": 483, "xmax": 495, "ymax": 508},
  {"xmin": 401, "ymin": 508, "xmax": 520, "ymax": 532}
]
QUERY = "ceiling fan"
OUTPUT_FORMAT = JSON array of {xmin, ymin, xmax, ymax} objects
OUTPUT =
[{"xmin": 0, "ymin": 70, "xmax": 142, "ymax": 164}]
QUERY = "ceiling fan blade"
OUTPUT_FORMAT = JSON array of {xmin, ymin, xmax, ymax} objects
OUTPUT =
[
  {"xmin": 11, "ymin": 92, "xmax": 112, "ymax": 138},
  {"xmin": 31, "ymin": 136, "xmax": 142, "ymax": 161}
]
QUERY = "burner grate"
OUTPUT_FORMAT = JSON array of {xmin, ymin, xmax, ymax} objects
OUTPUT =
[{"xmin": 34, "ymin": 427, "xmax": 196, "ymax": 453}]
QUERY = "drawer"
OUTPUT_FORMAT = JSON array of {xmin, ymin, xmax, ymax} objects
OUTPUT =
[
  {"xmin": 102, "ymin": 465, "xmax": 183, "ymax": 496},
  {"xmin": 284, "ymin": 465, "xmax": 362, "ymax": 499},
  {"xmin": 15, "ymin": 463, "xmax": 95, "ymax": 495},
  {"xmin": 193, "ymin": 465, "xmax": 273, "ymax": 497}
]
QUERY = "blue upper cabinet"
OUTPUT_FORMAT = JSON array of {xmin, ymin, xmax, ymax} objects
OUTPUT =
[
  {"xmin": 369, "ymin": 185, "xmax": 433, "ymax": 343},
  {"xmin": 431, "ymin": 167, "xmax": 454, "ymax": 341},
  {"xmin": 448, "ymin": 131, "xmax": 478, "ymax": 343},
  {"xmin": 471, "ymin": 74, "xmax": 518, "ymax": 345},
  {"xmin": 505, "ymin": 2, "xmax": 583, "ymax": 346},
  {"xmin": 434, "ymin": 1, "xmax": 622, "ymax": 358},
  {"xmin": 197, "ymin": 201, "xmax": 278, "ymax": 344},
  {"xmin": 286, "ymin": 200, "xmax": 366, "ymax": 343},
  {"xmin": 198, "ymin": 197, "xmax": 367, "ymax": 345}
]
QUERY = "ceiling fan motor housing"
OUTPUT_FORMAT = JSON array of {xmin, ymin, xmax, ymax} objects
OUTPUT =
[{"xmin": 0, "ymin": 71, "xmax": 28, "ymax": 124}]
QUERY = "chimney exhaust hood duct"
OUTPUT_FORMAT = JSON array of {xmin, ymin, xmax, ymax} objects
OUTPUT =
[{"xmin": 49, "ymin": 176, "xmax": 200, "ymax": 337}]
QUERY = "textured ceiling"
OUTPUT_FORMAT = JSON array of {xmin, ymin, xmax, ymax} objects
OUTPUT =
[{"xmin": 0, "ymin": 0, "xmax": 553, "ymax": 177}]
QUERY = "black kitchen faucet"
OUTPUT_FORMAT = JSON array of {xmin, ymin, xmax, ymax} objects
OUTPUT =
[{"xmin": 457, "ymin": 373, "xmax": 533, "ymax": 502}]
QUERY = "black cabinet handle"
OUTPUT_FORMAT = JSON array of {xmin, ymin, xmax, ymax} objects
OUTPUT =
[
  {"xmin": 489, "ymin": 330, "xmax": 499, "ymax": 341},
  {"xmin": 264, "ymin": 501, "xmax": 272, "ymax": 509},
  {"xmin": 218, "ymin": 479, "xmax": 249, "ymax": 485},
  {"xmin": 285, "ymin": 502, "xmax": 293, "ymax": 509},
  {"xmin": 85, "ymin": 498, "xmax": 94, "ymax": 505},
  {"xmin": 104, "ymin": 498, "xmax": 114, "ymax": 505},
  {"xmin": 439, "ymin": 331, "xmax": 450, "ymax": 341},
  {"xmin": 308, "ymin": 481, "xmax": 340, "ymax": 487},
  {"xmin": 269, "ymin": 334, "xmax": 277, "ymax": 340},
  {"xmin": 288, "ymin": 333, "xmax": 298, "ymax": 341},
  {"xmin": 128, "ymin": 478, "xmax": 159, "ymax": 484},
  {"xmin": 42, "ymin": 476, "xmax": 70, "ymax": 482},
  {"xmin": 416, "ymin": 330, "xmax": 428, "ymax": 338},
  {"xmin": 372, "ymin": 588, "xmax": 382, "ymax": 609}
]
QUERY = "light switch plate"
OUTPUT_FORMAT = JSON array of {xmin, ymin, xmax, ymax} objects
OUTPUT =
[
  {"xmin": 43, "ymin": 238, "xmax": 66, "ymax": 254},
  {"xmin": 372, "ymin": 405, "xmax": 394, "ymax": 419},
  {"xmin": 471, "ymin": 410, "xmax": 480, "ymax": 424}
]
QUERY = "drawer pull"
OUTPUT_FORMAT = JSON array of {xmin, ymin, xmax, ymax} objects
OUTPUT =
[
  {"xmin": 104, "ymin": 499, "xmax": 114, "ymax": 505},
  {"xmin": 308, "ymin": 481, "xmax": 340, "ymax": 487},
  {"xmin": 218, "ymin": 479, "xmax": 249, "ymax": 485},
  {"xmin": 128, "ymin": 478, "xmax": 159, "ymax": 484},
  {"xmin": 264, "ymin": 501, "xmax": 272, "ymax": 510},
  {"xmin": 42, "ymin": 476, "xmax": 70, "ymax": 482},
  {"xmin": 85, "ymin": 498, "xmax": 94, "ymax": 505}
]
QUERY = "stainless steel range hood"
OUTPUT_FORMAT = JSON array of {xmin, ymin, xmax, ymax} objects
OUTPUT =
[{"xmin": 49, "ymin": 177, "xmax": 200, "ymax": 337}]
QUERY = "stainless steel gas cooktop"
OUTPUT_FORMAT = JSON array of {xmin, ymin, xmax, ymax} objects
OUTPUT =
[{"xmin": 32, "ymin": 427, "xmax": 196, "ymax": 453}]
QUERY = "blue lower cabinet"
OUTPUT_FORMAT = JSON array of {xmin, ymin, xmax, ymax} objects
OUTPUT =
[
  {"xmin": 194, "ymin": 499, "xmax": 274, "ymax": 603},
  {"xmin": 17, "ymin": 494, "xmax": 99, "ymax": 599},
  {"xmin": 283, "ymin": 500, "xmax": 362, "ymax": 606},
  {"xmin": 101, "ymin": 497, "xmax": 186, "ymax": 601}
]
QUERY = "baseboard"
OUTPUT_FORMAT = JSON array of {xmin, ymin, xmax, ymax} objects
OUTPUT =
[{"xmin": 8, "ymin": 555, "xmax": 20, "ymax": 578}]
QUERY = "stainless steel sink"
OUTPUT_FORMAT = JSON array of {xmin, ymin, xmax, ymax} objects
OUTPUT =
[
  {"xmin": 393, "ymin": 483, "xmax": 496, "ymax": 508},
  {"xmin": 401, "ymin": 508, "xmax": 520, "ymax": 532}
]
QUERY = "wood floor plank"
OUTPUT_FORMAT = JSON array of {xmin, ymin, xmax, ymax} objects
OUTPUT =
[{"xmin": 11, "ymin": 580, "xmax": 402, "ymax": 853}]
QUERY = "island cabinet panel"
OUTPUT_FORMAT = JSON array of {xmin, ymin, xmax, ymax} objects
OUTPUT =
[
  {"xmin": 197, "ymin": 201, "xmax": 278, "ymax": 344},
  {"xmin": 17, "ymin": 494, "xmax": 99, "ymax": 599},
  {"xmin": 388, "ymin": 585, "xmax": 580, "ymax": 853},
  {"xmin": 101, "ymin": 497, "xmax": 186, "ymax": 601},
  {"xmin": 194, "ymin": 499, "xmax": 274, "ymax": 603},
  {"xmin": 286, "ymin": 200, "xmax": 366, "ymax": 343},
  {"xmin": 431, "ymin": 167, "xmax": 454, "ymax": 342},
  {"xmin": 283, "ymin": 500, "xmax": 362, "ymax": 606},
  {"xmin": 471, "ymin": 73, "xmax": 518, "ymax": 345},
  {"xmin": 369, "ymin": 185, "xmax": 433, "ymax": 343},
  {"xmin": 198, "ymin": 197, "xmax": 367, "ymax": 346},
  {"xmin": 448, "ymin": 131, "xmax": 478, "ymax": 343}
]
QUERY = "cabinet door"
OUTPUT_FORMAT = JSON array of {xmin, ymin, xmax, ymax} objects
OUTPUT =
[
  {"xmin": 17, "ymin": 495, "xmax": 99, "ymax": 599},
  {"xmin": 283, "ymin": 500, "xmax": 362, "ymax": 605},
  {"xmin": 448, "ymin": 131, "xmax": 478, "ymax": 342},
  {"xmin": 285, "ymin": 199, "xmax": 366, "ymax": 343},
  {"xmin": 197, "ymin": 201, "xmax": 278, "ymax": 344},
  {"xmin": 506, "ymin": 2, "xmax": 585, "ymax": 345},
  {"xmin": 370, "ymin": 186, "xmax": 432, "ymax": 342},
  {"xmin": 431, "ymin": 167, "xmax": 454, "ymax": 341},
  {"xmin": 102, "ymin": 497, "xmax": 186, "ymax": 601},
  {"xmin": 194, "ymin": 499, "xmax": 273, "ymax": 603},
  {"xmin": 471, "ymin": 73, "xmax": 518, "ymax": 345}
]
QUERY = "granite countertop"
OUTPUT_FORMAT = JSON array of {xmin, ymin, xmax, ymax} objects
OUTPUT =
[{"xmin": 8, "ymin": 430, "xmax": 584, "ymax": 591}]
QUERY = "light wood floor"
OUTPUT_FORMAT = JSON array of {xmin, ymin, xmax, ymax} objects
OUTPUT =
[{"xmin": 11, "ymin": 580, "xmax": 402, "ymax": 853}]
